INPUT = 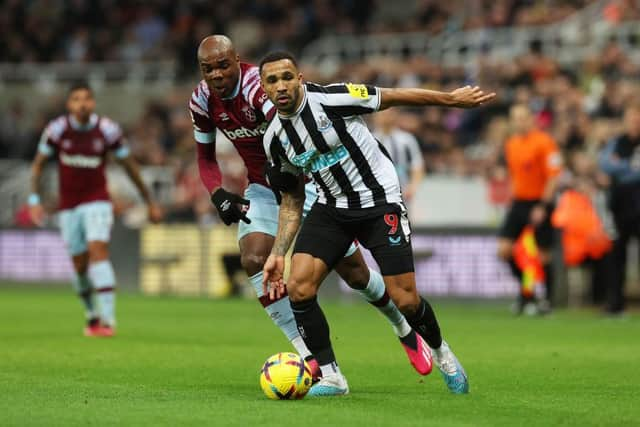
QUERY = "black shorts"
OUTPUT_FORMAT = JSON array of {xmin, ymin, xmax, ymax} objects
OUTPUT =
[
  {"xmin": 294, "ymin": 203, "xmax": 415, "ymax": 276},
  {"xmin": 498, "ymin": 199, "xmax": 554, "ymax": 248}
]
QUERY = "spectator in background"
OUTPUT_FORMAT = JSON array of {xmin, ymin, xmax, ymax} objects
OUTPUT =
[
  {"xmin": 497, "ymin": 103, "xmax": 563, "ymax": 315},
  {"xmin": 372, "ymin": 109, "xmax": 425, "ymax": 202},
  {"xmin": 598, "ymin": 101, "xmax": 640, "ymax": 316}
]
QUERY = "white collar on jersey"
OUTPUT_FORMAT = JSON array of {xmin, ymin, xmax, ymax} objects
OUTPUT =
[
  {"xmin": 221, "ymin": 70, "xmax": 242, "ymax": 100},
  {"xmin": 278, "ymin": 84, "xmax": 308, "ymax": 119},
  {"xmin": 69, "ymin": 113, "xmax": 98, "ymax": 131}
]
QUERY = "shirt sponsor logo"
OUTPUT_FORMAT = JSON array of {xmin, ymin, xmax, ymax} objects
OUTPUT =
[
  {"xmin": 222, "ymin": 122, "xmax": 267, "ymax": 140},
  {"xmin": 291, "ymin": 144, "xmax": 349, "ymax": 173},
  {"xmin": 60, "ymin": 153, "xmax": 101, "ymax": 168}
]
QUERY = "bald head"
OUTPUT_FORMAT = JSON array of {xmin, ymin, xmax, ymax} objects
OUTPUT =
[
  {"xmin": 197, "ymin": 35, "xmax": 240, "ymax": 98},
  {"xmin": 197, "ymin": 35, "xmax": 235, "ymax": 60}
]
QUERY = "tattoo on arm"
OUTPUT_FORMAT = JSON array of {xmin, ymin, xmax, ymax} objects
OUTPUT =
[{"xmin": 271, "ymin": 176, "xmax": 305, "ymax": 256}]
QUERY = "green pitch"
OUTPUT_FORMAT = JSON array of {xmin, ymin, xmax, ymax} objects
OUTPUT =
[{"xmin": 1, "ymin": 286, "xmax": 638, "ymax": 427}]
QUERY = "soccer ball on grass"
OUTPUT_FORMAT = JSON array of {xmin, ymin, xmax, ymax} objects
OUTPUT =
[{"xmin": 259, "ymin": 352, "xmax": 312, "ymax": 400}]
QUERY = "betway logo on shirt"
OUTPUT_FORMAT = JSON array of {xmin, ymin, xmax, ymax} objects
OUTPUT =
[
  {"xmin": 60, "ymin": 153, "xmax": 101, "ymax": 168},
  {"xmin": 221, "ymin": 122, "xmax": 268, "ymax": 140}
]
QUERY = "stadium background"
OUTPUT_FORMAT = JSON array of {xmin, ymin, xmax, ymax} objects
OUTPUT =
[{"xmin": 1, "ymin": 0, "xmax": 640, "ymax": 307}]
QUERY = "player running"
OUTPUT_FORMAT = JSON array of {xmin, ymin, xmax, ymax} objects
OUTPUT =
[
  {"xmin": 260, "ymin": 51, "xmax": 495, "ymax": 396},
  {"xmin": 190, "ymin": 35, "xmax": 432, "ymax": 377},
  {"xmin": 29, "ymin": 82, "xmax": 162, "ymax": 337}
]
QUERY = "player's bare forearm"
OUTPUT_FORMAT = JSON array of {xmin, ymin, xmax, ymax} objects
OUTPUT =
[
  {"xmin": 30, "ymin": 153, "xmax": 48, "ymax": 195},
  {"xmin": 379, "ymin": 86, "xmax": 496, "ymax": 110},
  {"xmin": 271, "ymin": 178, "xmax": 305, "ymax": 256},
  {"xmin": 119, "ymin": 156, "xmax": 153, "ymax": 204}
]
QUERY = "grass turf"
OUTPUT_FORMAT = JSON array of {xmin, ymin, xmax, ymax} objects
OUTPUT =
[{"xmin": 0, "ymin": 286, "xmax": 638, "ymax": 427}]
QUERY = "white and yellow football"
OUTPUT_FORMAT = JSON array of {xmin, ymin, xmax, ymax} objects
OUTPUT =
[{"xmin": 259, "ymin": 352, "xmax": 313, "ymax": 400}]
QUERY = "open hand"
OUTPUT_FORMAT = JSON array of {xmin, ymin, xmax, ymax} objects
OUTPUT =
[
  {"xmin": 29, "ymin": 204, "xmax": 46, "ymax": 227},
  {"xmin": 262, "ymin": 254, "xmax": 286, "ymax": 300},
  {"xmin": 450, "ymin": 85, "xmax": 496, "ymax": 108}
]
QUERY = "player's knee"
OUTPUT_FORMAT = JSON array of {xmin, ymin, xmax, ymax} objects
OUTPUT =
[
  {"xmin": 287, "ymin": 277, "xmax": 317, "ymax": 303},
  {"xmin": 497, "ymin": 240, "xmax": 512, "ymax": 260},
  {"xmin": 390, "ymin": 289, "xmax": 420, "ymax": 316},
  {"xmin": 88, "ymin": 242, "xmax": 109, "ymax": 262},
  {"xmin": 240, "ymin": 252, "xmax": 267, "ymax": 276}
]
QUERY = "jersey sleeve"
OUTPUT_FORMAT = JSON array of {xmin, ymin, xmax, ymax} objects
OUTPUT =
[
  {"xmin": 100, "ymin": 117, "xmax": 130, "ymax": 159},
  {"xmin": 37, "ymin": 117, "xmax": 66, "ymax": 157},
  {"xmin": 264, "ymin": 128, "xmax": 300, "ymax": 174},
  {"xmin": 189, "ymin": 83, "xmax": 216, "ymax": 144},
  {"xmin": 306, "ymin": 82, "xmax": 381, "ymax": 116},
  {"xmin": 37, "ymin": 128, "xmax": 55, "ymax": 157},
  {"xmin": 244, "ymin": 67, "xmax": 277, "ymax": 120}
]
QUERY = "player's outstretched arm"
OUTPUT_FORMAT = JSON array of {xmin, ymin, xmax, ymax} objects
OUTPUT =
[
  {"xmin": 378, "ymin": 85, "xmax": 496, "ymax": 110},
  {"xmin": 117, "ymin": 156, "xmax": 163, "ymax": 223},
  {"xmin": 262, "ymin": 174, "xmax": 305, "ymax": 300},
  {"xmin": 28, "ymin": 152, "xmax": 48, "ymax": 226}
]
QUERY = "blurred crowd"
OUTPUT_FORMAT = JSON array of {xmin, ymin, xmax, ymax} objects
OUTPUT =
[
  {"xmin": 2, "ymin": 1, "xmax": 640, "ymax": 228},
  {"xmin": 5, "ymin": 0, "xmax": 639, "ymax": 73}
]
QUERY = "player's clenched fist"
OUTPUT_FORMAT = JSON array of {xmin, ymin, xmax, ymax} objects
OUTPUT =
[
  {"xmin": 210, "ymin": 188, "xmax": 252, "ymax": 225},
  {"xmin": 449, "ymin": 85, "xmax": 496, "ymax": 108}
]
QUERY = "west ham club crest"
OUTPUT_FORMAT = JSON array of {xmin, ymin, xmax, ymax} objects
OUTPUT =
[{"xmin": 241, "ymin": 106, "xmax": 256, "ymax": 122}]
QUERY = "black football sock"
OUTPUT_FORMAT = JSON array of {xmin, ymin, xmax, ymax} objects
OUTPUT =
[
  {"xmin": 290, "ymin": 296, "xmax": 336, "ymax": 367},
  {"xmin": 399, "ymin": 330, "xmax": 418, "ymax": 350},
  {"xmin": 405, "ymin": 297, "xmax": 443, "ymax": 349}
]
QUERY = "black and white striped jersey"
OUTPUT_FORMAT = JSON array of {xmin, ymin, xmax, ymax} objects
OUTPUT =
[
  {"xmin": 263, "ymin": 82, "xmax": 402, "ymax": 209},
  {"xmin": 373, "ymin": 128, "xmax": 423, "ymax": 187}
]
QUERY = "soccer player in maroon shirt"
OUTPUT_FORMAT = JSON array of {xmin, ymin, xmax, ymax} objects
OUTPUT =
[
  {"xmin": 29, "ymin": 83, "xmax": 162, "ymax": 337},
  {"xmin": 190, "ymin": 35, "xmax": 433, "ymax": 378}
]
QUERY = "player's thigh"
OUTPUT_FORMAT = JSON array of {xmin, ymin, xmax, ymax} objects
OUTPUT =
[
  {"xmin": 81, "ymin": 201, "xmax": 113, "ymax": 244},
  {"xmin": 356, "ymin": 203, "xmax": 415, "ymax": 277},
  {"xmin": 237, "ymin": 183, "xmax": 279, "ymax": 242},
  {"xmin": 288, "ymin": 253, "xmax": 331, "ymax": 302},
  {"xmin": 80, "ymin": 201, "xmax": 113, "ymax": 261},
  {"xmin": 58, "ymin": 207, "xmax": 87, "ymax": 256},
  {"xmin": 294, "ymin": 203, "xmax": 353, "ymax": 273}
]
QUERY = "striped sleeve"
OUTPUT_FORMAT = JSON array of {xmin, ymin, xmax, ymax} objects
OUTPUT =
[
  {"xmin": 306, "ymin": 82, "xmax": 381, "ymax": 116},
  {"xmin": 100, "ymin": 117, "xmax": 130, "ymax": 158},
  {"xmin": 37, "ymin": 117, "xmax": 66, "ymax": 156},
  {"xmin": 189, "ymin": 81, "xmax": 216, "ymax": 144},
  {"xmin": 243, "ymin": 66, "xmax": 276, "ymax": 120}
]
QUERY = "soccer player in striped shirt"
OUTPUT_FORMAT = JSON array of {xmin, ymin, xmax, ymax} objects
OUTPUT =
[
  {"xmin": 29, "ymin": 82, "xmax": 163, "ymax": 337},
  {"xmin": 260, "ymin": 51, "xmax": 495, "ymax": 396},
  {"xmin": 191, "ymin": 35, "xmax": 434, "ymax": 379}
]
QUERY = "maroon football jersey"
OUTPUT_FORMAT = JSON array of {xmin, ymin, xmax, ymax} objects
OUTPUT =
[
  {"xmin": 39, "ymin": 114, "xmax": 126, "ymax": 210},
  {"xmin": 189, "ymin": 62, "xmax": 275, "ymax": 190}
]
